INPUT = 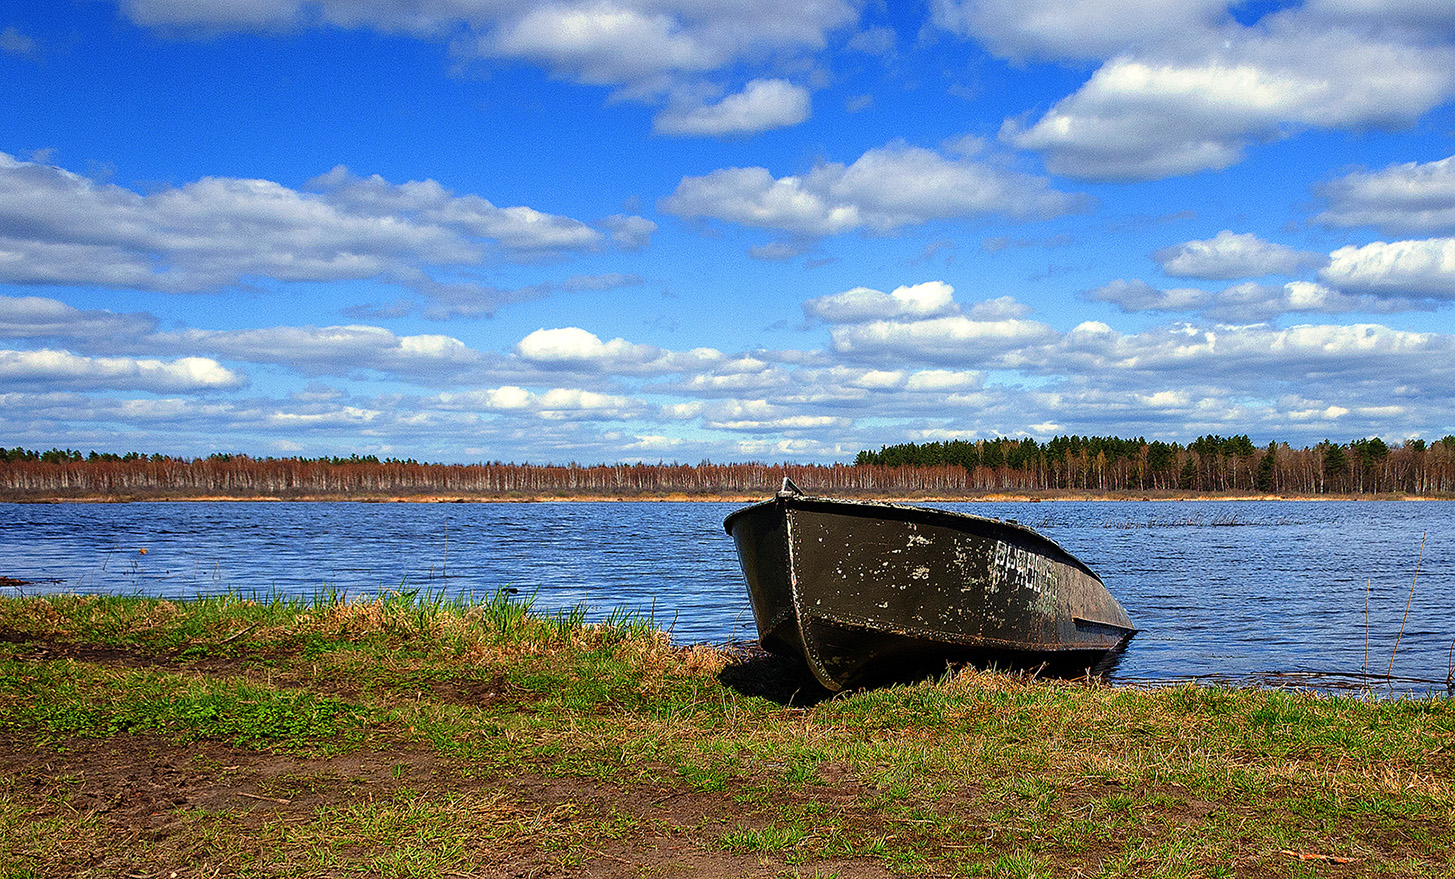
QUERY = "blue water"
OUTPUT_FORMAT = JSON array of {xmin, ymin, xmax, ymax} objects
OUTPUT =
[{"xmin": 2, "ymin": 500, "xmax": 1451, "ymax": 695}]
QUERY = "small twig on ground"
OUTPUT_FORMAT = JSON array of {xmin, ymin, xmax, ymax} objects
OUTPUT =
[
  {"xmin": 238, "ymin": 792, "xmax": 291, "ymax": 804},
  {"xmin": 218, "ymin": 623, "xmax": 259, "ymax": 645},
  {"xmin": 1281, "ymin": 850, "xmax": 1357, "ymax": 864}
]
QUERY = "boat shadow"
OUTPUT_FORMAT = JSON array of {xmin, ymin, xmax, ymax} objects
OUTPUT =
[
  {"xmin": 715, "ymin": 644, "xmax": 834, "ymax": 706},
  {"xmin": 716, "ymin": 637, "xmax": 1134, "ymax": 707}
]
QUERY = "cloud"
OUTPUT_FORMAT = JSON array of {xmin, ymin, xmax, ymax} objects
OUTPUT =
[
  {"xmin": 407, "ymin": 281, "xmax": 556, "ymax": 321},
  {"xmin": 480, "ymin": 1, "xmax": 855, "ymax": 90},
  {"xmin": 602, "ymin": 214, "xmax": 657, "ymax": 250},
  {"xmin": 1206, "ymin": 281, "xmax": 1391, "ymax": 322},
  {"xmin": 0, "ymin": 295, "xmax": 157, "ymax": 341},
  {"xmin": 1315, "ymin": 154, "xmax": 1455, "ymax": 235},
  {"xmin": 434, "ymin": 386, "xmax": 646, "ymax": 421},
  {"xmin": 10, "ymin": 279, "xmax": 1455, "ymax": 458},
  {"xmin": 1320, "ymin": 237, "xmax": 1455, "ymax": 298},
  {"xmin": 122, "ymin": 0, "xmax": 307, "ymax": 31},
  {"xmin": 1087, "ymin": 277, "xmax": 1428, "ymax": 321},
  {"xmin": 983, "ymin": 4, "xmax": 1455, "ymax": 180},
  {"xmin": 847, "ymin": 26, "xmax": 895, "ymax": 56},
  {"xmin": 123, "ymin": 0, "xmax": 859, "ymax": 97},
  {"xmin": 517, "ymin": 326, "xmax": 658, "ymax": 364},
  {"xmin": 654, "ymin": 79, "xmax": 811, "ymax": 137},
  {"xmin": 1153, "ymin": 231, "xmax": 1327, "ymax": 279},
  {"xmin": 1300, "ymin": 0, "xmax": 1455, "ymax": 38},
  {"xmin": 308, "ymin": 165, "xmax": 604, "ymax": 255},
  {"xmin": 929, "ymin": 0, "xmax": 1228, "ymax": 61},
  {"xmin": 1087, "ymin": 279, "xmax": 1210, "ymax": 313},
  {"xmin": 660, "ymin": 140, "xmax": 1088, "ymax": 236},
  {"xmin": 748, "ymin": 242, "xmax": 809, "ymax": 262},
  {"xmin": 1041, "ymin": 322, "xmax": 1454, "ymax": 388},
  {"xmin": 804, "ymin": 281, "xmax": 960, "ymax": 324},
  {"xmin": 968, "ymin": 296, "xmax": 1032, "ymax": 320},
  {"xmin": 149, "ymin": 324, "xmax": 488, "ymax": 383},
  {"xmin": 349, "ymin": 272, "xmax": 645, "ymax": 322},
  {"xmin": 560, "ymin": 272, "xmax": 645, "ymax": 292},
  {"xmin": 0, "ymin": 152, "xmax": 619, "ymax": 295},
  {"xmin": 1, "ymin": 25, "xmax": 37, "ymax": 57},
  {"xmin": 515, "ymin": 326, "xmax": 725, "ymax": 376},
  {"xmin": 792, "ymin": 280, "xmax": 1455, "ymax": 422},
  {"xmin": 0, "ymin": 349, "xmax": 245, "ymax": 391},
  {"xmin": 829, "ymin": 314, "xmax": 1058, "ymax": 364},
  {"xmin": 700, "ymin": 398, "xmax": 851, "ymax": 432}
]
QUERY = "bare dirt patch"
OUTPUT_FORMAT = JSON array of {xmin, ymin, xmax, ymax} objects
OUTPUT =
[
  {"xmin": 1, "ymin": 632, "xmax": 892, "ymax": 877},
  {"xmin": 2, "ymin": 729, "xmax": 902, "ymax": 878}
]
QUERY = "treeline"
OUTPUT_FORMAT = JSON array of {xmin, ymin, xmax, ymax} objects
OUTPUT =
[
  {"xmin": 854, "ymin": 434, "xmax": 1455, "ymax": 495},
  {"xmin": 0, "ymin": 448, "xmax": 422, "ymax": 466},
  {"xmin": 3, "ymin": 435, "xmax": 1455, "ymax": 498},
  {"xmin": 0, "ymin": 449, "xmax": 871, "ymax": 498}
]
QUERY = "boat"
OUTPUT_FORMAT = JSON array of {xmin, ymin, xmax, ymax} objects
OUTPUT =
[{"xmin": 723, "ymin": 479, "xmax": 1136, "ymax": 691}]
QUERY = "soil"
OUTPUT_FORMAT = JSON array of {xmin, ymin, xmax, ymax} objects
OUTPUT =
[
  {"xmin": 1, "ymin": 635, "xmax": 899, "ymax": 878},
  {"xmin": 1, "ymin": 730, "xmax": 905, "ymax": 879},
  {"xmin": 3, "ymin": 634, "xmax": 1435, "ymax": 878}
]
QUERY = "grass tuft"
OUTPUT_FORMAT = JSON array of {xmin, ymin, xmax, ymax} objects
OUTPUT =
[{"xmin": 1, "ymin": 593, "xmax": 1452, "ymax": 878}]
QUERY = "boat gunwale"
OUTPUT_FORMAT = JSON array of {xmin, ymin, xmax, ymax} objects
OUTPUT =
[{"xmin": 723, "ymin": 493, "xmax": 1102, "ymax": 581}]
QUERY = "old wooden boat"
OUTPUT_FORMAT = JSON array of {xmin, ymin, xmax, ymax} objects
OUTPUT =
[{"xmin": 723, "ymin": 480, "xmax": 1135, "ymax": 691}]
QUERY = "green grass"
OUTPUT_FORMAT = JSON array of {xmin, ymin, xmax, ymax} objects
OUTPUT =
[
  {"xmin": 1, "ymin": 661, "xmax": 373, "ymax": 752},
  {"xmin": 1, "ymin": 591, "xmax": 1452, "ymax": 878}
]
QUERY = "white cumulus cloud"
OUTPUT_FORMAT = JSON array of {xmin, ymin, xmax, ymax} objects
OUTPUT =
[
  {"xmin": 653, "ymin": 79, "xmax": 811, "ymax": 137},
  {"xmin": 660, "ymin": 141, "xmax": 1088, "ymax": 236},
  {"xmin": 1153, "ymin": 231, "xmax": 1327, "ymax": 279},
  {"xmin": 1088, "ymin": 279, "xmax": 1212, "ymax": 313},
  {"xmin": 1320, "ymin": 237, "xmax": 1455, "ymax": 298},
  {"xmin": 0, "ymin": 295, "xmax": 157, "ymax": 341},
  {"xmin": 1316, "ymin": 154, "xmax": 1455, "ymax": 235},
  {"xmin": 123, "ymin": 0, "xmax": 859, "ymax": 100},
  {"xmin": 0, "ymin": 349, "xmax": 245, "ymax": 391},
  {"xmin": 149, "ymin": 324, "xmax": 485, "ymax": 383},
  {"xmin": 0, "ymin": 152, "xmax": 622, "ymax": 296},
  {"xmin": 830, "ymin": 315, "xmax": 1058, "ymax": 364},
  {"xmin": 929, "ymin": 0, "xmax": 1229, "ymax": 61},
  {"xmin": 1087, "ymin": 277, "xmax": 1424, "ymax": 321},
  {"xmin": 984, "ymin": 4, "xmax": 1455, "ymax": 181},
  {"xmin": 804, "ymin": 281, "xmax": 961, "ymax": 324}
]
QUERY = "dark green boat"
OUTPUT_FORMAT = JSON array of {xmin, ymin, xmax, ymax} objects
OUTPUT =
[{"xmin": 724, "ymin": 480, "xmax": 1136, "ymax": 691}]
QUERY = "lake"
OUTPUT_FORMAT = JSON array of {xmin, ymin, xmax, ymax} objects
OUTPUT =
[{"xmin": 2, "ymin": 499, "xmax": 1451, "ymax": 696}]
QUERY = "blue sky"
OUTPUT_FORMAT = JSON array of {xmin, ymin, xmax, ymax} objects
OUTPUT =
[{"xmin": 4, "ymin": 0, "xmax": 1455, "ymax": 464}]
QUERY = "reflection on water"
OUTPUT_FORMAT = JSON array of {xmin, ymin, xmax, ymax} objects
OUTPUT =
[{"xmin": 1, "ymin": 499, "xmax": 1451, "ymax": 696}]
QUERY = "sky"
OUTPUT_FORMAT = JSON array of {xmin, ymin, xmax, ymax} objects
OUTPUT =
[{"xmin": 3, "ymin": 0, "xmax": 1455, "ymax": 465}]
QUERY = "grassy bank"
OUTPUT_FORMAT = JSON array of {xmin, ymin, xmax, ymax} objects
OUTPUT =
[{"xmin": 1, "ymin": 592, "xmax": 1451, "ymax": 878}]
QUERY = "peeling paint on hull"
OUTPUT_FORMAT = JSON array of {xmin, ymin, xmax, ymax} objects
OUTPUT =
[{"xmin": 724, "ymin": 493, "xmax": 1136, "ymax": 691}]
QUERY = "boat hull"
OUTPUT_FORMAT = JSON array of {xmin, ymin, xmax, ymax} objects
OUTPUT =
[{"xmin": 724, "ymin": 495, "xmax": 1135, "ymax": 691}]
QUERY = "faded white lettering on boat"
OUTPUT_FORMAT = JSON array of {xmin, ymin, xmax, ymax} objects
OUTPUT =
[{"xmin": 991, "ymin": 541, "xmax": 1059, "ymax": 602}]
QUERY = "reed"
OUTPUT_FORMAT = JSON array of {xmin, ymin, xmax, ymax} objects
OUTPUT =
[
  {"xmin": 1386, "ymin": 531, "xmax": 1426, "ymax": 678},
  {"xmin": 1363, "ymin": 576, "xmax": 1371, "ymax": 689},
  {"xmin": 1448, "ymin": 638, "xmax": 1454, "ymax": 691}
]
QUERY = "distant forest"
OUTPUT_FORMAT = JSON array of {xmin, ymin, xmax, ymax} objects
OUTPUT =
[
  {"xmin": 4, "ymin": 433, "xmax": 1455, "ymax": 498},
  {"xmin": 852, "ymin": 434, "xmax": 1455, "ymax": 495}
]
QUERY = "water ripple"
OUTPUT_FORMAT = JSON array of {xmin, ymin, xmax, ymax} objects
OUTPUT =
[{"xmin": 1, "ymin": 499, "xmax": 1450, "ymax": 695}]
